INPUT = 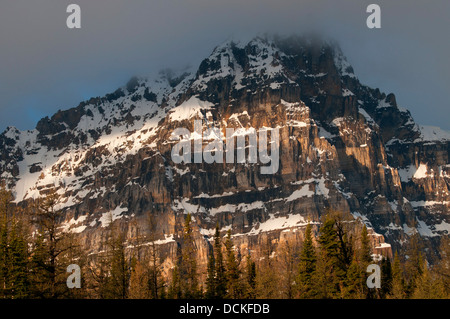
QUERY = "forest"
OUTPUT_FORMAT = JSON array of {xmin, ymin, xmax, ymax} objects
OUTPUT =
[{"xmin": 1, "ymin": 187, "xmax": 449, "ymax": 299}]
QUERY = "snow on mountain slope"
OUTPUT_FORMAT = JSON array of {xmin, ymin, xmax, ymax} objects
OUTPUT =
[
  {"xmin": 417, "ymin": 125, "xmax": 450, "ymax": 142},
  {"xmin": 0, "ymin": 35, "xmax": 449, "ymax": 260}
]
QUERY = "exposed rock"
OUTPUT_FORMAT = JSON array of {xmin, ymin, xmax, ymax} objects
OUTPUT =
[{"xmin": 0, "ymin": 35, "xmax": 448, "ymax": 271}]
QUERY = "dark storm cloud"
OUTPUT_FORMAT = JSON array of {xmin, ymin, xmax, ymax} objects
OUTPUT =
[{"xmin": 0, "ymin": 0, "xmax": 449, "ymax": 131}]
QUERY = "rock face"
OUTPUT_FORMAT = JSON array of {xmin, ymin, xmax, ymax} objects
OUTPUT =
[{"xmin": 1, "ymin": 35, "xmax": 449, "ymax": 272}]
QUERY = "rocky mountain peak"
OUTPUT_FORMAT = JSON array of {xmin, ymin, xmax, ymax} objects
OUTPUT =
[{"xmin": 0, "ymin": 34, "xmax": 449, "ymax": 266}]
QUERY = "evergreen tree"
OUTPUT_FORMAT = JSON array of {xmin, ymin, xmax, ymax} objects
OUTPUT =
[
  {"xmin": 205, "ymin": 247, "xmax": 216, "ymax": 299},
  {"xmin": 30, "ymin": 190, "xmax": 78, "ymax": 298},
  {"xmin": 168, "ymin": 259, "xmax": 181, "ymax": 299},
  {"xmin": 358, "ymin": 224, "xmax": 373, "ymax": 298},
  {"xmin": 334, "ymin": 216, "xmax": 353, "ymax": 272},
  {"xmin": 389, "ymin": 252, "xmax": 406, "ymax": 299},
  {"xmin": 278, "ymin": 239, "xmax": 299, "ymax": 298},
  {"xmin": 88, "ymin": 212, "xmax": 130, "ymax": 299},
  {"xmin": 297, "ymin": 223, "xmax": 316, "ymax": 298},
  {"xmin": 412, "ymin": 261, "xmax": 446, "ymax": 299},
  {"xmin": 146, "ymin": 213, "xmax": 164, "ymax": 299},
  {"xmin": 0, "ymin": 189, "xmax": 10, "ymax": 298},
  {"xmin": 224, "ymin": 229, "xmax": 242, "ymax": 298},
  {"xmin": 434, "ymin": 237, "xmax": 450, "ymax": 297},
  {"xmin": 0, "ymin": 188, "xmax": 31, "ymax": 299},
  {"xmin": 129, "ymin": 259, "xmax": 150, "ymax": 299},
  {"xmin": 245, "ymin": 255, "xmax": 256, "ymax": 299},
  {"xmin": 206, "ymin": 224, "xmax": 226, "ymax": 299},
  {"xmin": 343, "ymin": 256, "xmax": 365, "ymax": 299},
  {"xmin": 404, "ymin": 234, "xmax": 424, "ymax": 296},
  {"xmin": 380, "ymin": 257, "xmax": 393, "ymax": 297},
  {"xmin": 360, "ymin": 225, "xmax": 372, "ymax": 264},
  {"xmin": 7, "ymin": 218, "xmax": 30, "ymax": 298},
  {"xmin": 316, "ymin": 215, "xmax": 341, "ymax": 298},
  {"xmin": 255, "ymin": 237, "xmax": 279, "ymax": 298},
  {"xmin": 179, "ymin": 213, "xmax": 199, "ymax": 298},
  {"xmin": 108, "ymin": 227, "xmax": 129, "ymax": 299}
]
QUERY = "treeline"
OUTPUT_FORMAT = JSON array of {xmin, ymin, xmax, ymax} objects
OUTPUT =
[{"xmin": 1, "ymin": 187, "xmax": 450, "ymax": 299}]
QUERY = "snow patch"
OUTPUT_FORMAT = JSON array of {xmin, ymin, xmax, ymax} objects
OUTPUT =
[{"xmin": 99, "ymin": 206, "xmax": 128, "ymax": 228}]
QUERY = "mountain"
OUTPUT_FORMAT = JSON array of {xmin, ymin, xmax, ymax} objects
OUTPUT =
[{"xmin": 1, "ymin": 35, "xmax": 449, "ymax": 273}]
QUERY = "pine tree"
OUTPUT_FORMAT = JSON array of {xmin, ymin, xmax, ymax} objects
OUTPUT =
[
  {"xmin": 357, "ymin": 224, "xmax": 373, "ymax": 298},
  {"xmin": 277, "ymin": 239, "xmax": 299, "ymax": 298},
  {"xmin": 297, "ymin": 223, "xmax": 317, "ymax": 298},
  {"xmin": 88, "ymin": 212, "xmax": 130, "ymax": 299},
  {"xmin": 205, "ymin": 247, "xmax": 216, "ymax": 299},
  {"xmin": 412, "ymin": 261, "xmax": 446, "ymax": 299},
  {"xmin": 389, "ymin": 252, "xmax": 406, "ymax": 299},
  {"xmin": 30, "ymin": 190, "xmax": 77, "ymax": 298},
  {"xmin": 344, "ymin": 256, "xmax": 365, "ymax": 299},
  {"xmin": 0, "ymin": 188, "xmax": 11, "ymax": 298},
  {"xmin": 255, "ymin": 237, "xmax": 279, "ymax": 298},
  {"xmin": 168, "ymin": 256, "xmax": 181, "ymax": 299},
  {"xmin": 380, "ymin": 257, "xmax": 392, "ymax": 297},
  {"xmin": 179, "ymin": 213, "xmax": 199, "ymax": 298},
  {"xmin": 146, "ymin": 213, "xmax": 164, "ymax": 299},
  {"xmin": 316, "ymin": 214, "xmax": 341, "ymax": 298},
  {"xmin": 7, "ymin": 215, "xmax": 31, "ymax": 299},
  {"xmin": 245, "ymin": 255, "xmax": 256, "ymax": 299},
  {"xmin": 214, "ymin": 225, "xmax": 226, "ymax": 298},
  {"xmin": 0, "ymin": 188, "xmax": 31, "ymax": 299},
  {"xmin": 224, "ymin": 229, "xmax": 242, "ymax": 298},
  {"xmin": 404, "ymin": 233, "xmax": 424, "ymax": 296},
  {"xmin": 360, "ymin": 225, "xmax": 372, "ymax": 264},
  {"xmin": 129, "ymin": 259, "xmax": 150, "ymax": 299},
  {"xmin": 108, "ymin": 227, "xmax": 130, "ymax": 299},
  {"xmin": 434, "ymin": 237, "xmax": 450, "ymax": 297},
  {"xmin": 206, "ymin": 224, "xmax": 226, "ymax": 299},
  {"xmin": 334, "ymin": 216, "xmax": 353, "ymax": 272}
]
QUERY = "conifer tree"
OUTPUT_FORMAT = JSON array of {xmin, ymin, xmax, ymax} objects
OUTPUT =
[
  {"xmin": 380, "ymin": 257, "xmax": 392, "ymax": 297},
  {"xmin": 0, "ymin": 188, "xmax": 12, "ymax": 298},
  {"xmin": 224, "ymin": 229, "xmax": 242, "ymax": 298},
  {"xmin": 179, "ymin": 213, "xmax": 199, "ymax": 298},
  {"xmin": 146, "ymin": 213, "xmax": 164, "ymax": 299},
  {"xmin": 297, "ymin": 223, "xmax": 316, "ymax": 298},
  {"xmin": 389, "ymin": 252, "xmax": 406, "ymax": 299},
  {"xmin": 0, "ymin": 188, "xmax": 31, "ymax": 299},
  {"xmin": 277, "ymin": 239, "xmax": 299, "ymax": 298},
  {"xmin": 404, "ymin": 233, "xmax": 424, "ymax": 296},
  {"xmin": 316, "ymin": 215, "xmax": 341, "ymax": 298},
  {"xmin": 30, "ymin": 190, "xmax": 77, "ymax": 298},
  {"xmin": 360, "ymin": 225, "xmax": 372, "ymax": 264},
  {"xmin": 245, "ymin": 255, "xmax": 256, "ymax": 299},
  {"xmin": 255, "ymin": 237, "xmax": 279, "ymax": 298},
  {"xmin": 344, "ymin": 256, "xmax": 365, "ymax": 299},
  {"xmin": 334, "ymin": 216, "xmax": 353, "ymax": 272},
  {"xmin": 434, "ymin": 237, "xmax": 450, "ymax": 297},
  {"xmin": 108, "ymin": 227, "xmax": 129, "ymax": 299},
  {"xmin": 89, "ymin": 212, "xmax": 130, "ymax": 299},
  {"xmin": 412, "ymin": 260, "xmax": 446, "ymax": 299},
  {"xmin": 7, "ymin": 218, "xmax": 30, "ymax": 298},
  {"xmin": 205, "ymin": 247, "xmax": 216, "ymax": 299},
  {"xmin": 168, "ymin": 257, "xmax": 181, "ymax": 299},
  {"xmin": 206, "ymin": 224, "xmax": 226, "ymax": 299},
  {"xmin": 357, "ymin": 224, "xmax": 373, "ymax": 298},
  {"xmin": 129, "ymin": 259, "xmax": 150, "ymax": 299}
]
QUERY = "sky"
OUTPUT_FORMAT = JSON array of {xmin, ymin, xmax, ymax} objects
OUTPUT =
[{"xmin": 0, "ymin": 0, "xmax": 449, "ymax": 132}]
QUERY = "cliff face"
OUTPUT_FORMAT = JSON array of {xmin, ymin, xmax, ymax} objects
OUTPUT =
[{"xmin": 1, "ymin": 35, "xmax": 449, "ymax": 271}]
